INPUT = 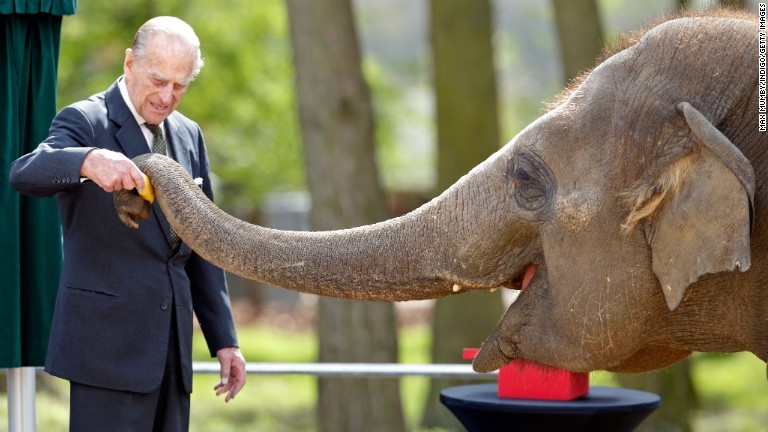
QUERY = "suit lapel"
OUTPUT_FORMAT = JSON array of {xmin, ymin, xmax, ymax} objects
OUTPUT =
[{"xmin": 105, "ymin": 83, "xmax": 150, "ymax": 159}]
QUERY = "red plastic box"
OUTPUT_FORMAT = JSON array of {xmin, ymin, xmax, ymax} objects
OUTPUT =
[{"xmin": 463, "ymin": 348, "xmax": 589, "ymax": 400}]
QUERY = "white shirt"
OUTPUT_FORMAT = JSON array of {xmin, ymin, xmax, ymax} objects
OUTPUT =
[{"xmin": 117, "ymin": 76, "xmax": 166, "ymax": 154}]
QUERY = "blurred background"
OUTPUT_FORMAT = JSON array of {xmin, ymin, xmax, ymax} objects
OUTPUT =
[{"xmin": 2, "ymin": 0, "xmax": 766, "ymax": 431}]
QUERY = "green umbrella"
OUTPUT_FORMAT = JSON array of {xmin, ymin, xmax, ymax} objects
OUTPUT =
[{"xmin": 1, "ymin": 0, "xmax": 76, "ymax": 368}]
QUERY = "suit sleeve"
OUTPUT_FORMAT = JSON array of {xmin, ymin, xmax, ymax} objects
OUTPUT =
[
  {"xmin": 10, "ymin": 106, "xmax": 97, "ymax": 197},
  {"xmin": 186, "ymin": 125, "xmax": 239, "ymax": 357}
]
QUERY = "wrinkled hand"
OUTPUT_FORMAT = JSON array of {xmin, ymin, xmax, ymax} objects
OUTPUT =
[
  {"xmin": 81, "ymin": 148, "xmax": 145, "ymax": 192},
  {"xmin": 214, "ymin": 347, "xmax": 246, "ymax": 402}
]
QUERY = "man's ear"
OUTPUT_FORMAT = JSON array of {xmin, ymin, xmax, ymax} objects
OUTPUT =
[{"xmin": 648, "ymin": 103, "xmax": 754, "ymax": 311}]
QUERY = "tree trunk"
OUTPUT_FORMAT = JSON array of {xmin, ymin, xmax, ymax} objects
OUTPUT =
[
  {"xmin": 617, "ymin": 360, "xmax": 698, "ymax": 432},
  {"xmin": 421, "ymin": 0, "xmax": 503, "ymax": 429},
  {"xmin": 551, "ymin": 0, "xmax": 605, "ymax": 84},
  {"xmin": 719, "ymin": 0, "xmax": 746, "ymax": 8},
  {"xmin": 285, "ymin": 1, "xmax": 405, "ymax": 431}
]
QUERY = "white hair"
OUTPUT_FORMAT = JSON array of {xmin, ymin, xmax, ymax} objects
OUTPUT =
[{"xmin": 131, "ymin": 16, "xmax": 205, "ymax": 78}]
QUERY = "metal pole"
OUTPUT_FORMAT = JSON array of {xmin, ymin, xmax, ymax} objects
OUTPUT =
[
  {"xmin": 9, "ymin": 360, "xmax": 490, "ymax": 432},
  {"xmin": 29, "ymin": 362, "xmax": 495, "ymax": 379},
  {"xmin": 7, "ymin": 367, "xmax": 36, "ymax": 432},
  {"xmin": 193, "ymin": 362, "xmax": 497, "ymax": 379}
]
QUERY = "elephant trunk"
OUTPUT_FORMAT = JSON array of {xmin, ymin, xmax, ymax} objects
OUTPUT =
[{"xmin": 133, "ymin": 153, "xmax": 498, "ymax": 301}]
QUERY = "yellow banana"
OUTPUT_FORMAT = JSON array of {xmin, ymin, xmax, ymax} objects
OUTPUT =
[{"xmin": 137, "ymin": 173, "xmax": 155, "ymax": 203}]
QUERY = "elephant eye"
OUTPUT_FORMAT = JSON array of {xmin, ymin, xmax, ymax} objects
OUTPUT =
[
  {"xmin": 508, "ymin": 156, "xmax": 551, "ymax": 212},
  {"xmin": 515, "ymin": 169, "xmax": 545, "ymax": 201},
  {"xmin": 513, "ymin": 168, "xmax": 532, "ymax": 183}
]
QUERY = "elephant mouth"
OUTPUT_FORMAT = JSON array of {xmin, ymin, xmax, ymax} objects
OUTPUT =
[
  {"xmin": 509, "ymin": 263, "xmax": 537, "ymax": 293},
  {"xmin": 489, "ymin": 262, "xmax": 537, "ymax": 300},
  {"xmin": 473, "ymin": 263, "xmax": 539, "ymax": 372}
]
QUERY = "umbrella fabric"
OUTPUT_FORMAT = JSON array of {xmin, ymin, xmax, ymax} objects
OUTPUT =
[{"xmin": 1, "ymin": 0, "xmax": 76, "ymax": 368}]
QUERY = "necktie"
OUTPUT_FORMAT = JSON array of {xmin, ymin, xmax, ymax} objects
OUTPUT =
[{"xmin": 146, "ymin": 123, "xmax": 181, "ymax": 251}]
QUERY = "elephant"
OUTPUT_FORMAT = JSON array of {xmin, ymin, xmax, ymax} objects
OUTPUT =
[{"xmin": 115, "ymin": 9, "xmax": 765, "ymax": 375}]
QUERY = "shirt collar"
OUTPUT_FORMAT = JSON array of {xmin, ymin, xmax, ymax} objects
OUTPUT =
[{"xmin": 118, "ymin": 76, "xmax": 165, "ymax": 132}]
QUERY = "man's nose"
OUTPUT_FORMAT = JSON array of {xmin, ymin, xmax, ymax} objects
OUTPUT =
[{"xmin": 158, "ymin": 84, "xmax": 173, "ymax": 104}]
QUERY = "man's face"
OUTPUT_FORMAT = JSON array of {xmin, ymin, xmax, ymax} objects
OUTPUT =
[{"xmin": 123, "ymin": 35, "xmax": 196, "ymax": 125}]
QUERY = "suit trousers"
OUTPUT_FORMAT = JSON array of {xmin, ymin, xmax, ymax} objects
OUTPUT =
[{"xmin": 68, "ymin": 305, "xmax": 190, "ymax": 431}]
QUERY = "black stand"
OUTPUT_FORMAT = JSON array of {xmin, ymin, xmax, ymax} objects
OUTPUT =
[{"xmin": 440, "ymin": 384, "xmax": 660, "ymax": 432}]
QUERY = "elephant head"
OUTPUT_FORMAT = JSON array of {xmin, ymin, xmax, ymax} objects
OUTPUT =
[{"xmin": 116, "ymin": 11, "xmax": 766, "ymax": 374}]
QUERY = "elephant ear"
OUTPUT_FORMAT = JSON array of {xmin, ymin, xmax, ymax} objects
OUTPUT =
[{"xmin": 648, "ymin": 102, "xmax": 754, "ymax": 311}]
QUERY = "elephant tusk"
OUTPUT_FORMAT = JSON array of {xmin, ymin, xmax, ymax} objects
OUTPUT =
[{"xmin": 452, "ymin": 284, "xmax": 463, "ymax": 293}]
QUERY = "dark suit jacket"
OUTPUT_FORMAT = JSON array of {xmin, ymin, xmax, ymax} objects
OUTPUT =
[{"xmin": 10, "ymin": 80, "xmax": 238, "ymax": 394}]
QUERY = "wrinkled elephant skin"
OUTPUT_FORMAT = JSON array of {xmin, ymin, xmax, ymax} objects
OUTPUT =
[{"xmin": 115, "ymin": 10, "xmax": 767, "ymax": 375}]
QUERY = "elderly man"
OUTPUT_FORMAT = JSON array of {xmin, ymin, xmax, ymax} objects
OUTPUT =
[{"xmin": 10, "ymin": 16, "xmax": 245, "ymax": 431}]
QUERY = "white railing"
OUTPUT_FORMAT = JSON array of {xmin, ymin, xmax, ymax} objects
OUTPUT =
[
  {"xmin": 7, "ymin": 362, "xmax": 496, "ymax": 432},
  {"xmin": 196, "ymin": 361, "xmax": 497, "ymax": 379}
]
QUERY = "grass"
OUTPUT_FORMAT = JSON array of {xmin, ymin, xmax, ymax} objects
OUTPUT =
[
  {"xmin": 1, "ymin": 325, "xmax": 767, "ymax": 431},
  {"xmin": 690, "ymin": 352, "xmax": 768, "ymax": 432}
]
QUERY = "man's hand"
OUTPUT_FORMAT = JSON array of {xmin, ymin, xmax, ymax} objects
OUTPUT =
[
  {"xmin": 81, "ymin": 148, "xmax": 145, "ymax": 192},
  {"xmin": 214, "ymin": 347, "xmax": 246, "ymax": 402}
]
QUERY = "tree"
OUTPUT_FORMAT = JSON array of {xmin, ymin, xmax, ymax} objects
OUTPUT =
[
  {"xmin": 285, "ymin": 1, "xmax": 405, "ymax": 431},
  {"xmin": 551, "ymin": 0, "xmax": 604, "ymax": 85},
  {"xmin": 719, "ymin": 0, "xmax": 747, "ymax": 8},
  {"xmin": 678, "ymin": 0, "xmax": 747, "ymax": 9},
  {"xmin": 421, "ymin": 0, "xmax": 503, "ymax": 429},
  {"xmin": 618, "ymin": 364, "xmax": 698, "ymax": 432}
]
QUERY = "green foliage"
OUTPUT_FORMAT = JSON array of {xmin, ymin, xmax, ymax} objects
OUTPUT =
[
  {"xmin": 57, "ymin": 0, "xmax": 304, "ymax": 215},
  {"xmin": 183, "ymin": 1, "xmax": 304, "ymax": 214},
  {"xmin": 691, "ymin": 352, "xmax": 768, "ymax": 409},
  {"xmin": 192, "ymin": 326, "xmax": 316, "ymax": 363},
  {"xmin": 690, "ymin": 353, "xmax": 768, "ymax": 431}
]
